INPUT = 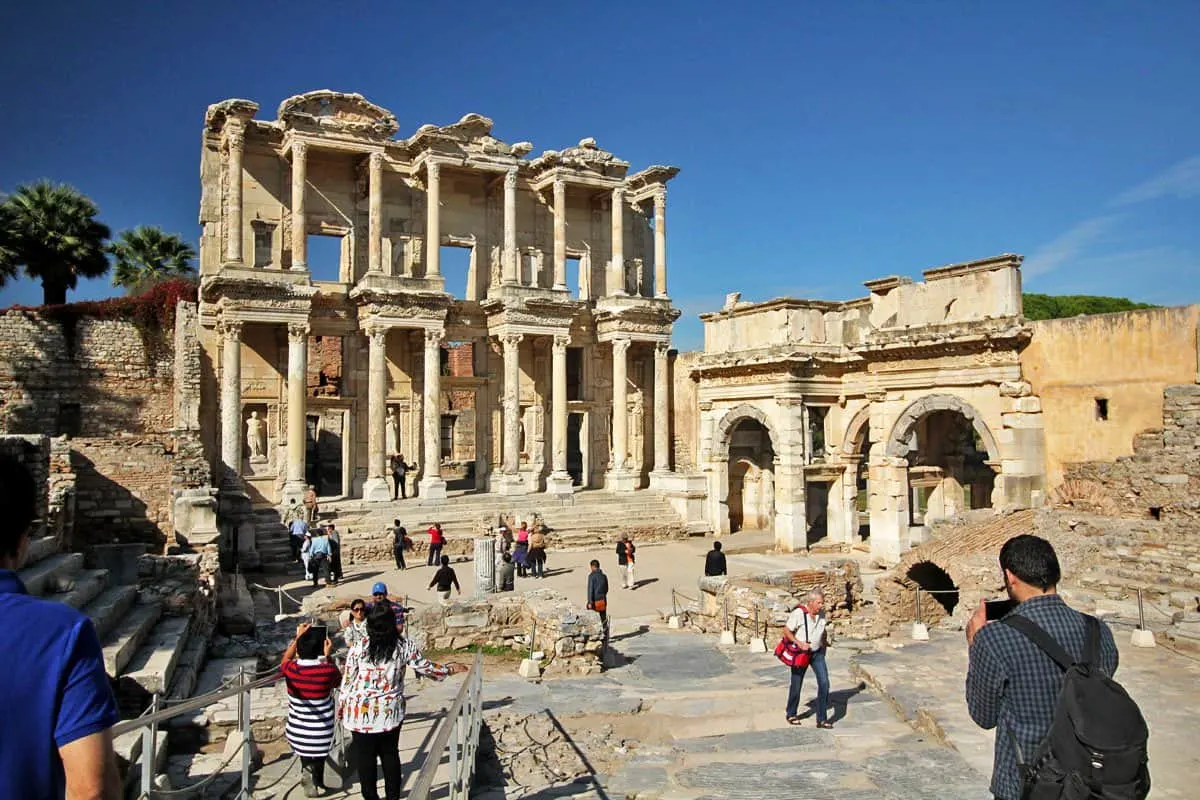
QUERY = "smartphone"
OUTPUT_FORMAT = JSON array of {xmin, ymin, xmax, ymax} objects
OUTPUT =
[
  {"xmin": 985, "ymin": 598, "xmax": 1017, "ymax": 621},
  {"xmin": 308, "ymin": 624, "xmax": 328, "ymax": 641}
]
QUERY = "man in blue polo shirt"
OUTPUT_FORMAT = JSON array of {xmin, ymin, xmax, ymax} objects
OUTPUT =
[
  {"xmin": 368, "ymin": 582, "xmax": 407, "ymax": 632},
  {"xmin": 0, "ymin": 453, "xmax": 121, "ymax": 799}
]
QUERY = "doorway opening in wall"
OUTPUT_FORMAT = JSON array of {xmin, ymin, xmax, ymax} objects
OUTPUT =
[
  {"xmin": 566, "ymin": 348, "xmax": 584, "ymax": 401},
  {"xmin": 440, "ymin": 245, "xmax": 472, "ymax": 300},
  {"xmin": 305, "ymin": 412, "xmax": 345, "ymax": 497},
  {"xmin": 805, "ymin": 481, "xmax": 829, "ymax": 548},
  {"xmin": 853, "ymin": 428, "xmax": 872, "ymax": 540},
  {"xmin": 442, "ymin": 343, "xmax": 479, "ymax": 491},
  {"xmin": 307, "ymin": 234, "xmax": 343, "ymax": 283},
  {"xmin": 906, "ymin": 561, "xmax": 959, "ymax": 619},
  {"xmin": 565, "ymin": 256, "xmax": 582, "ymax": 299},
  {"xmin": 726, "ymin": 417, "xmax": 775, "ymax": 533},
  {"xmin": 567, "ymin": 412, "xmax": 584, "ymax": 485},
  {"xmin": 904, "ymin": 409, "xmax": 996, "ymax": 527}
]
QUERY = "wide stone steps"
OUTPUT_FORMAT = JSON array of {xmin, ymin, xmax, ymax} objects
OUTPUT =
[
  {"xmin": 18, "ymin": 552, "xmax": 85, "ymax": 597},
  {"xmin": 84, "ymin": 585, "xmax": 140, "ymax": 641},
  {"xmin": 122, "ymin": 615, "xmax": 193, "ymax": 696},
  {"xmin": 52, "ymin": 568, "xmax": 111, "ymax": 610},
  {"xmin": 103, "ymin": 602, "xmax": 164, "ymax": 677}
]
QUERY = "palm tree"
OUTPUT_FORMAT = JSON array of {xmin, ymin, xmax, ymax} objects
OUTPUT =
[
  {"xmin": 108, "ymin": 226, "xmax": 197, "ymax": 292},
  {"xmin": 0, "ymin": 181, "xmax": 111, "ymax": 305}
]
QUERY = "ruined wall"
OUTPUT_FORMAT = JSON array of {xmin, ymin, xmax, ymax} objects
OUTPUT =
[
  {"xmin": 72, "ymin": 438, "xmax": 174, "ymax": 550},
  {"xmin": 670, "ymin": 350, "xmax": 700, "ymax": 471},
  {"xmin": 0, "ymin": 312, "xmax": 174, "ymax": 437},
  {"xmin": 1022, "ymin": 305, "xmax": 1200, "ymax": 489}
]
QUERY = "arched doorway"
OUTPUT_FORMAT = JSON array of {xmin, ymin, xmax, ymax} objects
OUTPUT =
[{"xmin": 726, "ymin": 417, "xmax": 776, "ymax": 532}]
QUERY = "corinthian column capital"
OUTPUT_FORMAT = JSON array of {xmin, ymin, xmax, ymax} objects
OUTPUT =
[
  {"xmin": 424, "ymin": 328, "xmax": 446, "ymax": 349},
  {"xmin": 552, "ymin": 333, "xmax": 571, "ymax": 352},
  {"xmin": 288, "ymin": 321, "xmax": 310, "ymax": 342},
  {"xmin": 505, "ymin": 167, "xmax": 518, "ymax": 189},
  {"xmin": 655, "ymin": 341, "xmax": 669, "ymax": 358},
  {"xmin": 218, "ymin": 319, "xmax": 243, "ymax": 341},
  {"xmin": 292, "ymin": 140, "xmax": 308, "ymax": 160},
  {"xmin": 364, "ymin": 323, "xmax": 388, "ymax": 347},
  {"xmin": 611, "ymin": 337, "xmax": 632, "ymax": 357},
  {"xmin": 501, "ymin": 332, "xmax": 524, "ymax": 352}
]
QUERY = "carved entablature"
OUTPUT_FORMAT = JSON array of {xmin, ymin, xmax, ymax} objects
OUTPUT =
[
  {"xmin": 481, "ymin": 296, "xmax": 579, "ymax": 332},
  {"xmin": 529, "ymin": 138, "xmax": 631, "ymax": 181},
  {"xmin": 852, "ymin": 318, "xmax": 1032, "ymax": 363},
  {"xmin": 594, "ymin": 296, "xmax": 681, "ymax": 338},
  {"xmin": 350, "ymin": 290, "xmax": 452, "ymax": 325},
  {"xmin": 625, "ymin": 165, "xmax": 680, "ymax": 201},
  {"xmin": 200, "ymin": 274, "xmax": 317, "ymax": 306},
  {"xmin": 277, "ymin": 90, "xmax": 399, "ymax": 140},
  {"xmin": 205, "ymin": 99, "xmax": 259, "ymax": 132},
  {"xmin": 405, "ymin": 113, "xmax": 533, "ymax": 162}
]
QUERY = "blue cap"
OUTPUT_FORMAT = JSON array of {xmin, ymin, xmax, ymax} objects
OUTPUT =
[{"xmin": 372, "ymin": 582, "xmax": 388, "ymax": 595}]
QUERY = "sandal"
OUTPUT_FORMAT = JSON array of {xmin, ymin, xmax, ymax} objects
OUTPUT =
[
  {"xmin": 786, "ymin": 716, "xmax": 803, "ymax": 726},
  {"xmin": 817, "ymin": 721, "xmax": 834, "ymax": 729}
]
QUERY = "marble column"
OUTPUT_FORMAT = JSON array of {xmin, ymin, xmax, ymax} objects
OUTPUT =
[
  {"xmin": 610, "ymin": 186, "xmax": 625, "ymax": 295},
  {"xmin": 607, "ymin": 337, "xmax": 637, "ymax": 492},
  {"xmin": 425, "ymin": 161, "xmax": 441, "ymax": 279},
  {"xmin": 367, "ymin": 152, "xmax": 384, "ymax": 274},
  {"xmin": 552, "ymin": 178, "xmax": 567, "ymax": 291},
  {"xmin": 363, "ymin": 325, "xmax": 391, "ymax": 502},
  {"xmin": 548, "ymin": 333, "xmax": 573, "ymax": 495},
  {"xmin": 290, "ymin": 141, "xmax": 308, "ymax": 271},
  {"xmin": 503, "ymin": 167, "xmax": 518, "ymax": 286},
  {"xmin": 219, "ymin": 320, "xmax": 243, "ymax": 484},
  {"xmin": 420, "ymin": 328, "xmax": 447, "ymax": 500},
  {"xmin": 224, "ymin": 125, "xmax": 245, "ymax": 265},
  {"xmin": 653, "ymin": 186, "xmax": 668, "ymax": 298},
  {"xmin": 652, "ymin": 342, "xmax": 671, "ymax": 475},
  {"xmin": 498, "ymin": 332, "xmax": 526, "ymax": 495},
  {"xmin": 282, "ymin": 321, "xmax": 309, "ymax": 503}
]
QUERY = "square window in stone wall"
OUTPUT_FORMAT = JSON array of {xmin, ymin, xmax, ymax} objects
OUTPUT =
[{"xmin": 56, "ymin": 403, "xmax": 81, "ymax": 437}]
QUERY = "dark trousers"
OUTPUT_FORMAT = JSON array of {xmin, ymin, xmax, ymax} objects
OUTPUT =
[
  {"xmin": 299, "ymin": 755, "xmax": 326, "ymax": 788},
  {"xmin": 309, "ymin": 554, "xmax": 329, "ymax": 586},
  {"xmin": 352, "ymin": 727, "xmax": 402, "ymax": 800},
  {"xmin": 290, "ymin": 536, "xmax": 304, "ymax": 562},
  {"xmin": 427, "ymin": 543, "xmax": 443, "ymax": 566},
  {"xmin": 393, "ymin": 546, "xmax": 406, "ymax": 570},
  {"xmin": 330, "ymin": 542, "xmax": 342, "ymax": 582},
  {"xmin": 393, "ymin": 472, "xmax": 407, "ymax": 500},
  {"xmin": 785, "ymin": 649, "xmax": 830, "ymax": 722}
]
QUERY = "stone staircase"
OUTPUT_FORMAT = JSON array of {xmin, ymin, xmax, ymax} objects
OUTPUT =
[
  {"xmin": 252, "ymin": 489, "xmax": 693, "ymax": 570},
  {"xmin": 16, "ymin": 535, "xmax": 211, "ymax": 794}
]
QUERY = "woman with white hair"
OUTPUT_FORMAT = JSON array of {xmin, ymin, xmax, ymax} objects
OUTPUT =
[{"xmin": 782, "ymin": 587, "xmax": 832, "ymax": 727}]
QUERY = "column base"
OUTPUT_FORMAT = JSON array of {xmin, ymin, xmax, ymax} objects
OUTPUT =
[
  {"xmin": 363, "ymin": 477, "xmax": 392, "ymax": 503},
  {"xmin": 547, "ymin": 471, "xmax": 574, "ymax": 495},
  {"xmin": 497, "ymin": 473, "xmax": 529, "ymax": 496},
  {"xmin": 606, "ymin": 470, "xmax": 639, "ymax": 493},
  {"xmin": 281, "ymin": 480, "xmax": 308, "ymax": 507},
  {"xmin": 648, "ymin": 469, "xmax": 675, "ymax": 491},
  {"xmin": 419, "ymin": 476, "xmax": 448, "ymax": 501}
]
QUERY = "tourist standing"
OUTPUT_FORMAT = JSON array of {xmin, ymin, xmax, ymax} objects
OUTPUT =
[
  {"xmin": 283, "ymin": 497, "xmax": 302, "ymax": 525},
  {"xmin": 497, "ymin": 553, "xmax": 516, "ymax": 591},
  {"xmin": 340, "ymin": 605, "xmax": 467, "ymax": 800},
  {"xmin": 426, "ymin": 523, "xmax": 446, "ymax": 566},
  {"xmin": 326, "ymin": 522, "xmax": 343, "ymax": 584},
  {"xmin": 0, "ymin": 455, "xmax": 121, "ymax": 800},
  {"xmin": 369, "ymin": 582, "xmax": 407, "ymax": 632},
  {"xmin": 783, "ymin": 588, "xmax": 831, "ymax": 728},
  {"xmin": 428, "ymin": 556, "xmax": 461, "ymax": 603},
  {"xmin": 965, "ymin": 535, "xmax": 1122, "ymax": 800},
  {"xmin": 388, "ymin": 520, "xmax": 408, "ymax": 570},
  {"xmin": 307, "ymin": 528, "xmax": 332, "ymax": 588},
  {"xmin": 390, "ymin": 454, "xmax": 414, "ymax": 501},
  {"xmin": 289, "ymin": 516, "xmax": 310, "ymax": 563},
  {"xmin": 303, "ymin": 485, "xmax": 320, "ymax": 523},
  {"xmin": 616, "ymin": 534, "xmax": 636, "ymax": 589},
  {"xmin": 586, "ymin": 559, "xmax": 609, "ymax": 627},
  {"xmin": 280, "ymin": 622, "xmax": 340, "ymax": 796},
  {"xmin": 513, "ymin": 537, "xmax": 529, "ymax": 578},
  {"xmin": 527, "ymin": 528, "xmax": 547, "ymax": 578},
  {"xmin": 704, "ymin": 541, "xmax": 727, "ymax": 577},
  {"xmin": 342, "ymin": 599, "xmax": 368, "ymax": 649}
]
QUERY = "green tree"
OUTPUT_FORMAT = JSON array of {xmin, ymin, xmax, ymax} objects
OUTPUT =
[
  {"xmin": 1023, "ymin": 293, "xmax": 1158, "ymax": 321},
  {"xmin": 0, "ymin": 181, "xmax": 112, "ymax": 305},
  {"xmin": 108, "ymin": 226, "xmax": 197, "ymax": 293}
]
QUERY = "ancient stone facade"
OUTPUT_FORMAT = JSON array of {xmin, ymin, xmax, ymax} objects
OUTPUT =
[{"xmin": 198, "ymin": 91, "xmax": 680, "ymax": 509}]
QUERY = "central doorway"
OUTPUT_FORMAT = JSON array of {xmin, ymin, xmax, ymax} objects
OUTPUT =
[
  {"xmin": 567, "ymin": 412, "xmax": 584, "ymax": 485},
  {"xmin": 727, "ymin": 417, "xmax": 775, "ymax": 532}
]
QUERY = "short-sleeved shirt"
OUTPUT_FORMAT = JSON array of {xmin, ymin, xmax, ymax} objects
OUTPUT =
[
  {"xmin": 429, "ymin": 527, "xmax": 445, "ymax": 546},
  {"xmin": 289, "ymin": 519, "xmax": 310, "ymax": 538},
  {"xmin": 430, "ymin": 566, "xmax": 459, "ymax": 592},
  {"xmin": 369, "ymin": 599, "xmax": 406, "ymax": 629},
  {"xmin": 280, "ymin": 658, "xmax": 340, "ymax": 699},
  {"xmin": 0, "ymin": 569, "xmax": 120, "ymax": 799},
  {"xmin": 785, "ymin": 606, "xmax": 826, "ymax": 652},
  {"xmin": 308, "ymin": 536, "xmax": 331, "ymax": 557}
]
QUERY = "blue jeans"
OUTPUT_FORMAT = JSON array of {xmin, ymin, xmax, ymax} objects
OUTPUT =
[{"xmin": 785, "ymin": 648, "xmax": 829, "ymax": 722}]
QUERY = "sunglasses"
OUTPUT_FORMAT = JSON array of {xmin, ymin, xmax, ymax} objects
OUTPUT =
[{"xmin": 351, "ymin": 605, "xmax": 365, "ymax": 612}]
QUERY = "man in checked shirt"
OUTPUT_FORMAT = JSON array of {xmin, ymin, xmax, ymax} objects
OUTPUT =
[{"xmin": 965, "ymin": 534, "xmax": 1119, "ymax": 800}]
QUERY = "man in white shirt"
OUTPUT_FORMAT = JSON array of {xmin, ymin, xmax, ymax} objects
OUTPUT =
[{"xmin": 782, "ymin": 587, "xmax": 832, "ymax": 728}]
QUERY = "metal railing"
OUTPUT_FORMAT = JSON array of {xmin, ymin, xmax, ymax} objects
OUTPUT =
[
  {"xmin": 409, "ymin": 652, "xmax": 485, "ymax": 800},
  {"xmin": 110, "ymin": 651, "xmax": 486, "ymax": 800}
]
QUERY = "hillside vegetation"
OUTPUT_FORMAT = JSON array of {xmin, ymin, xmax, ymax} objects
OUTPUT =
[{"xmin": 1023, "ymin": 293, "xmax": 1158, "ymax": 321}]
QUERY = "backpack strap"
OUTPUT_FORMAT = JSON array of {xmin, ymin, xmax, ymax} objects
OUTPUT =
[
  {"xmin": 1001, "ymin": 615, "xmax": 1075, "ymax": 671},
  {"xmin": 1082, "ymin": 614, "xmax": 1101, "ymax": 669}
]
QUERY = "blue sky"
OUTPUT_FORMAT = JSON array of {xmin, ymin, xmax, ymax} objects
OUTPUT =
[{"xmin": 1, "ymin": 1, "xmax": 1197, "ymax": 349}]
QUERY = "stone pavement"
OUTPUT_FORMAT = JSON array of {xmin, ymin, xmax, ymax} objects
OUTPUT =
[{"xmin": 849, "ymin": 621, "xmax": 1200, "ymax": 799}]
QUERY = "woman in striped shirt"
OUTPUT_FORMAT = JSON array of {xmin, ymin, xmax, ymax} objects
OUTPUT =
[
  {"xmin": 280, "ymin": 623, "xmax": 341, "ymax": 796},
  {"xmin": 339, "ymin": 604, "xmax": 467, "ymax": 800}
]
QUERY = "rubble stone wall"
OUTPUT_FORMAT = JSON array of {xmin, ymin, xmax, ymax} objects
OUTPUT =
[{"xmin": 72, "ymin": 437, "xmax": 175, "ymax": 550}]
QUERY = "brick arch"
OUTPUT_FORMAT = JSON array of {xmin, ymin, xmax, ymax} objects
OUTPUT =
[
  {"xmin": 713, "ymin": 403, "xmax": 778, "ymax": 461},
  {"xmin": 840, "ymin": 404, "xmax": 873, "ymax": 454},
  {"xmin": 883, "ymin": 394, "xmax": 1000, "ymax": 461}
]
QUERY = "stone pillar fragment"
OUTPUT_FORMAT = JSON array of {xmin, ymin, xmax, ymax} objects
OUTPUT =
[
  {"xmin": 219, "ymin": 320, "xmax": 243, "ymax": 484},
  {"xmin": 651, "ymin": 342, "xmax": 671, "ymax": 476},
  {"xmin": 607, "ymin": 337, "xmax": 637, "ymax": 492},
  {"xmin": 553, "ymin": 179, "xmax": 567, "ymax": 291},
  {"xmin": 475, "ymin": 537, "xmax": 496, "ymax": 595},
  {"xmin": 283, "ymin": 322, "xmax": 309, "ymax": 503},
  {"xmin": 363, "ymin": 325, "xmax": 391, "ymax": 502},
  {"xmin": 653, "ymin": 187, "xmax": 668, "ymax": 298},
  {"xmin": 425, "ymin": 161, "xmax": 441, "ymax": 279},
  {"xmin": 503, "ymin": 168, "xmax": 518, "ymax": 286},
  {"xmin": 290, "ymin": 141, "xmax": 307, "ymax": 271},
  {"xmin": 548, "ymin": 334, "xmax": 573, "ymax": 495},
  {"xmin": 224, "ymin": 125, "xmax": 245, "ymax": 265},
  {"xmin": 368, "ymin": 152, "xmax": 384, "ymax": 273},
  {"xmin": 420, "ymin": 328, "xmax": 447, "ymax": 500},
  {"xmin": 610, "ymin": 187, "xmax": 625, "ymax": 296},
  {"xmin": 499, "ymin": 333, "xmax": 527, "ymax": 495}
]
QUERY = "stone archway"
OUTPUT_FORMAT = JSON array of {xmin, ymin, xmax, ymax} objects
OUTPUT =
[
  {"xmin": 885, "ymin": 394, "xmax": 1000, "ymax": 462},
  {"xmin": 713, "ymin": 405, "xmax": 778, "ymax": 534}
]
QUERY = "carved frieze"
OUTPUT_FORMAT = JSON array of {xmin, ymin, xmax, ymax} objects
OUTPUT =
[{"xmin": 277, "ymin": 90, "xmax": 399, "ymax": 139}]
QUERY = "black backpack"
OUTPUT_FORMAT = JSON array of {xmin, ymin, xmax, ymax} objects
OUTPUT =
[{"xmin": 1002, "ymin": 615, "xmax": 1150, "ymax": 800}]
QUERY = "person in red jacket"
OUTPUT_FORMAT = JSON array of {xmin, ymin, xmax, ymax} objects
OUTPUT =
[{"xmin": 426, "ymin": 522, "xmax": 446, "ymax": 566}]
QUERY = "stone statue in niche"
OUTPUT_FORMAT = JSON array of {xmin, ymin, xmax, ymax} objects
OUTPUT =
[
  {"xmin": 387, "ymin": 407, "xmax": 402, "ymax": 455},
  {"xmin": 246, "ymin": 411, "xmax": 267, "ymax": 462}
]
